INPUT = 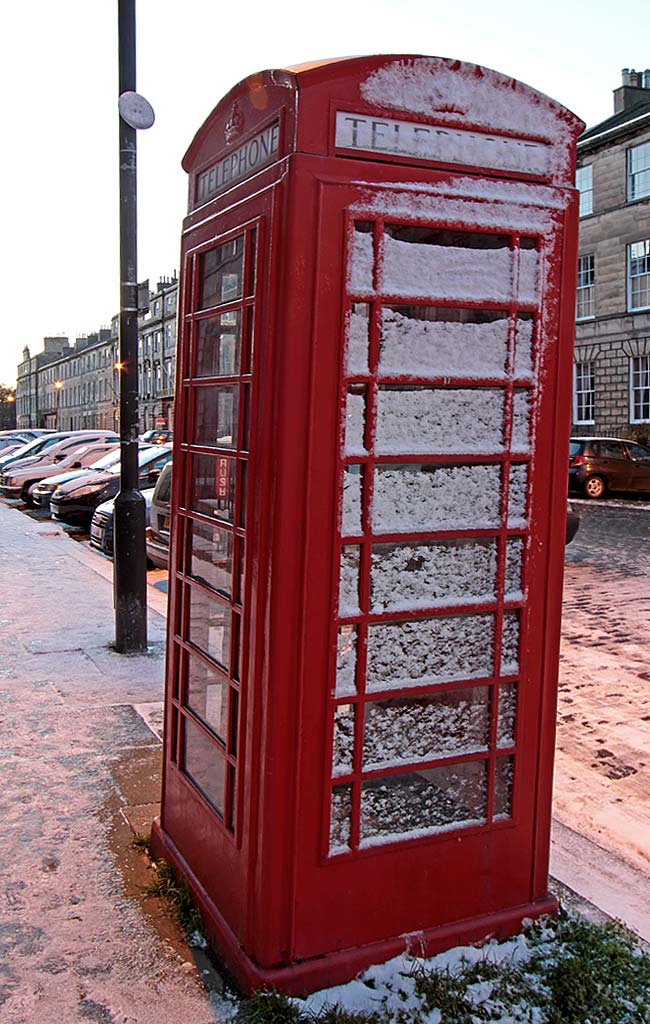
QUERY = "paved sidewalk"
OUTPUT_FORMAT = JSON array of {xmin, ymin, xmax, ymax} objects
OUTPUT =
[{"xmin": 0, "ymin": 501, "xmax": 228, "ymax": 1023}]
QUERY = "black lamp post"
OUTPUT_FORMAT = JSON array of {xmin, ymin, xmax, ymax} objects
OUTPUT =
[{"xmin": 114, "ymin": 0, "xmax": 155, "ymax": 653}]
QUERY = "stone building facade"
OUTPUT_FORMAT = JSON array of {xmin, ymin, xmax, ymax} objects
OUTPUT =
[
  {"xmin": 15, "ymin": 276, "xmax": 178, "ymax": 433},
  {"xmin": 573, "ymin": 68, "xmax": 650, "ymax": 441}
]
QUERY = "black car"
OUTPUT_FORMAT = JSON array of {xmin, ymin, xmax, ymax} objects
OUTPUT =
[
  {"xmin": 569, "ymin": 436, "xmax": 650, "ymax": 498},
  {"xmin": 50, "ymin": 446, "xmax": 172, "ymax": 526}
]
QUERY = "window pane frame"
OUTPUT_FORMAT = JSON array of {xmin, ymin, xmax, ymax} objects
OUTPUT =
[
  {"xmin": 576, "ymin": 165, "xmax": 593, "ymax": 216},
  {"xmin": 627, "ymin": 240, "xmax": 650, "ymax": 311},
  {"xmin": 630, "ymin": 355, "xmax": 650, "ymax": 424},
  {"xmin": 627, "ymin": 142, "xmax": 650, "ymax": 203},
  {"xmin": 573, "ymin": 361, "xmax": 595, "ymax": 425}
]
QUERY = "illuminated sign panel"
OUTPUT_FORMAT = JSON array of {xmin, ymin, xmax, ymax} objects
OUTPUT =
[{"xmin": 197, "ymin": 121, "xmax": 280, "ymax": 204}]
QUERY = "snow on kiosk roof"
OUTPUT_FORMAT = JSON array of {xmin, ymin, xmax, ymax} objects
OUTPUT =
[{"xmin": 183, "ymin": 54, "xmax": 584, "ymax": 209}]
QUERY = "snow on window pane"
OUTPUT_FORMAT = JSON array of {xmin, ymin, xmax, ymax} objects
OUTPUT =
[
  {"xmin": 348, "ymin": 223, "xmax": 374, "ymax": 295},
  {"xmin": 507, "ymin": 464, "xmax": 528, "ymax": 526},
  {"xmin": 344, "ymin": 386, "xmax": 367, "ymax": 455},
  {"xmin": 376, "ymin": 387, "xmax": 504, "ymax": 455},
  {"xmin": 513, "ymin": 317, "xmax": 534, "ymax": 378},
  {"xmin": 330, "ymin": 784, "xmax": 352, "ymax": 853},
  {"xmin": 341, "ymin": 465, "xmax": 363, "ymax": 535},
  {"xmin": 373, "ymin": 463, "xmax": 501, "ymax": 534},
  {"xmin": 346, "ymin": 303, "xmax": 370, "ymax": 375},
  {"xmin": 339, "ymin": 546, "xmax": 361, "ymax": 615},
  {"xmin": 360, "ymin": 761, "xmax": 488, "ymax": 844},
  {"xmin": 511, "ymin": 390, "xmax": 531, "ymax": 452},
  {"xmin": 379, "ymin": 307, "xmax": 509, "ymax": 379},
  {"xmin": 518, "ymin": 246, "xmax": 540, "ymax": 305},
  {"xmin": 494, "ymin": 756, "xmax": 514, "ymax": 820},
  {"xmin": 383, "ymin": 226, "xmax": 513, "ymax": 304},
  {"xmin": 363, "ymin": 688, "xmax": 490, "ymax": 770},
  {"xmin": 367, "ymin": 613, "xmax": 494, "ymax": 691},
  {"xmin": 501, "ymin": 611, "xmax": 520, "ymax": 675},
  {"xmin": 371, "ymin": 538, "xmax": 496, "ymax": 613},
  {"xmin": 336, "ymin": 625, "xmax": 357, "ymax": 697},
  {"xmin": 504, "ymin": 538, "xmax": 524, "ymax": 599},
  {"xmin": 332, "ymin": 705, "xmax": 355, "ymax": 776},
  {"xmin": 497, "ymin": 683, "xmax": 517, "ymax": 748}
]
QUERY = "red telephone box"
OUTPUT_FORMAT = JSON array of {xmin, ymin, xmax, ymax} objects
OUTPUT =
[{"xmin": 151, "ymin": 54, "xmax": 583, "ymax": 995}]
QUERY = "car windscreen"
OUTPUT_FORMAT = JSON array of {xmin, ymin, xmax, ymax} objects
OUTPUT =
[
  {"xmin": 88, "ymin": 449, "xmax": 121, "ymax": 470},
  {"xmin": 107, "ymin": 447, "xmax": 170, "ymax": 474},
  {"xmin": 569, "ymin": 441, "xmax": 582, "ymax": 459}
]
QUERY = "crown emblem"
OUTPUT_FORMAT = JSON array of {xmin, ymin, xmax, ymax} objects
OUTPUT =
[{"xmin": 224, "ymin": 102, "xmax": 244, "ymax": 143}]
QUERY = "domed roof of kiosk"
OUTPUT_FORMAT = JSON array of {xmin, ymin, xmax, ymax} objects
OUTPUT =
[{"xmin": 184, "ymin": 54, "xmax": 583, "ymax": 170}]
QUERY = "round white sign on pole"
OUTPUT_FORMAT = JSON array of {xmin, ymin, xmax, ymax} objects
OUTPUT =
[{"xmin": 118, "ymin": 91, "xmax": 155, "ymax": 130}]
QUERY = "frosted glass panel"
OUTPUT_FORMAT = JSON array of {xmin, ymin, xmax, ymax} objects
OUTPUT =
[
  {"xmin": 346, "ymin": 304, "xmax": 370, "ymax": 375},
  {"xmin": 504, "ymin": 538, "xmax": 524, "ymax": 598},
  {"xmin": 501, "ymin": 611, "xmax": 520, "ymax": 675},
  {"xmin": 382, "ymin": 231, "xmax": 513, "ymax": 303},
  {"xmin": 494, "ymin": 756, "xmax": 514, "ymax": 820},
  {"xmin": 345, "ymin": 388, "xmax": 367, "ymax": 455},
  {"xmin": 332, "ymin": 705, "xmax": 355, "ymax": 776},
  {"xmin": 339, "ymin": 546, "xmax": 361, "ymax": 615},
  {"xmin": 497, "ymin": 683, "xmax": 517, "ymax": 747},
  {"xmin": 363, "ymin": 688, "xmax": 490, "ymax": 770},
  {"xmin": 371, "ymin": 539, "xmax": 496, "ymax": 612},
  {"xmin": 348, "ymin": 225, "xmax": 374, "ymax": 294},
  {"xmin": 336, "ymin": 625, "xmax": 357, "ymax": 697},
  {"xmin": 373, "ymin": 463, "xmax": 501, "ymax": 533},
  {"xmin": 330, "ymin": 784, "xmax": 352, "ymax": 853},
  {"xmin": 341, "ymin": 466, "xmax": 362, "ymax": 535},
  {"xmin": 379, "ymin": 307, "xmax": 509, "ymax": 379},
  {"xmin": 360, "ymin": 762, "xmax": 488, "ymax": 844},
  {"xmin": 376, "ymin": 387, "xmax": 504, "ymax": 455},
  {"xmin": 511, "ymin": 390, "xmax": 531, "ymax": 452},
  {"xmin": 367, "ymin": 614, "xmax": 494, "ymax": 691},
  {"xmin": 513, "ymin": 318, "xmax": 534, "ymax": 378},
  {"xmin": 519, "ymin": 248, "xmax": 540, "ymax": 304},
  {"xmin": 508, "ymin": 464, "xmax": 528, "ymax": 526}
]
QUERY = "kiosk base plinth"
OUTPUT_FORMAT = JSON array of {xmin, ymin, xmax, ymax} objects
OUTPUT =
[{"xmin": 150, "ymin": 818, "xmax": 557, "ymax": 998}]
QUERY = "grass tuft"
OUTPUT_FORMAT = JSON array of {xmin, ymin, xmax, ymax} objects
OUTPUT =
[
  {"xmin": 142, "ymin": 858, "xmax": 203, "ymax": 938},
  {"xmin": 130, "ymin": 831, "xmax": 151, "ymax": 852}
]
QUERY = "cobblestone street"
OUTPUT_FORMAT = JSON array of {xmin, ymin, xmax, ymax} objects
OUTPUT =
[{"xmin": 552, "ymin": 498, "xmax": 650, "ymax": 935}]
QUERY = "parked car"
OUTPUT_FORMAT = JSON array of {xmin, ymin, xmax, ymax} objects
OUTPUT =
[
  {"xmin": 50, "ymin": 446, "xmax": 172, "ymax": 526},
  {"xmin": 90, "ymin": 488, "xmax": 155, "ymax": 557},
  {"xmin": 30, "ymin": 448, "xmax": 123, "ymax": 510},
  {"xmin": 0, "ymin": 429, "xmax": 117, "ymax": 479},
  {"xmin": 569, "ymin": 436, "xmax": 650, "ymax": 498},
  {"xmin": 139, "ymin": 429, "xmax": 173, "ymax": 445},
  {"xmin": 566, "ymin": 502, "xmax": 580, "ymax": 544},
  {"xmin": 1, "ymin": 441, "xmax": 119, "ymax": 503},
  {"xmin": 0, "ymin": 430, "xmax": 39, "ymax": 451},
  {"xmin": 145, "ymin": 461, "xmax": 173, "ymax": 568}
]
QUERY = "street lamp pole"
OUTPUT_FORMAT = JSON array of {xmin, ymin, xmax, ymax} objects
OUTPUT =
[
  {"xmin": 114, "ymin": 0, "xmax": 154, "ymax": 653},
  {"xmin": 54, "ymin": 380, "xmax": 63, "ymax": 430}
]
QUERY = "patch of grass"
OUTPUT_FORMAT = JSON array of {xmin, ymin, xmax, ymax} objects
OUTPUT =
[
  {"xmin": 142, "ymin": 858, "xmax": 203, "ymax": 938},
  {"xmin": 411, "ymin": 966, "xmax": 476, "ymax": 1024},
  {"xmin": 130, "ymin": 831, "xmax": 151, "ymax": 852},
  {"xmin": 236, "ymin": 991, "xmax": 303, "ymax": 1024}
]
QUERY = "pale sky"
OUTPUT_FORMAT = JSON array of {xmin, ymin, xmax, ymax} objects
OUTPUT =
[{"xmin": 1, "ymin": 0, "xmax": 648, "ymax": 385}]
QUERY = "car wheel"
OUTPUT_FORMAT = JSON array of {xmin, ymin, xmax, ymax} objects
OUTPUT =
[{"xmin": 584, "ymin": 474, "xmax": 605, "ymax": 499}]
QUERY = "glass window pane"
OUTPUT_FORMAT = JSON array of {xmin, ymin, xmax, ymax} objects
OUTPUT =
[
  {"xmin": 198, "ymin": 237, "xmax": 244, "ymax": 309},
  {"xmin": 186, "ymin": 652, "xmax": 229, "ymax": 741},
  {"xmin": 501, "ymin": 611, "xmax": 520, "ymax": 675},
  {"xmin": 182, "ymin": 718, "xmax": 226, "ymax": 816},
  {"xmin": 189, "ymin": 588, "xmax": 231, "ymax": 671},
  {"xmin": 508, "ymin": 464, "xmax": 528, "ymax": 526},
  {"xmin": 345, "ymin": 386, "xmax": 367, "ymax": 455},
  {"xmin": 330, "ymin": 784, "xmax": 352, "ymax": 854},
  {"xmin": 332, "ymin": 705, "xmax": 355, "ymax": 776},
  {"xmin": 494, "ymin": 756, "xmax": 514, "ymax": 820},
  {"xmin": 195, "ymin": 311, "xmax": 241, "ymax": 377},
  {"xmin": 373, "ymin": 463, "xmax": 502, "ymax": 534},
  {"xmin": 511, "ymin": 390, "xmax": 531, "ymax": 452},
  {"xmin": 505, "ymin": 538, "xmax": 524, "ymax": 598},
  {"xmin": 189, "ymin": 519, "xmax": 233, "ymax": 598},
  {"xmin": 367, "ymin": 614, "xmax": 494, "ymax": 692},
  {"xmin": 194, "ymin": 385, "xmax": 239, "ymax": 448},
  {"xmin": 497, "ymin": 683, "xmax": 517, "ymax": 747},
  {"xmin": 363, "ymin": 688, "xmax": 490, "ymax": 770},
  {"xmin": 339, "ymin": 546, "xmax": 361, "ymax": 615},
  {"xmin": 513, "ymin": 316, "xmax": 534, "ymax": 378},
  {"xmin": 341, "ymin": 465, "xmax": 363, "ymax": 536},
  {"xmin": 375, "ymin": 387, "xmax": 505, "ymax": 455},
  {"xmin": 379, "ymin": 306, "xmax": 509, "ymax": 379},
  {"xmin": 346, "ymin": 303, "xmax": 370, "ymax": 375},
  {"xmin": 348, "ymin": 222, "xmax": 374, "ymax": 295},
  {"xmin": 360, "ymin": 761, "xmax": 488, "ymax": 844},
  {"xmin": 371, "ymin": 538, "xmax": 497, "ymax": 613},
  {"xmin": 336, "ymin": 625, "xmax": 357, "ymax": 697},
  {"xmin": 191, "ymin": 454, "xmax": 236, "ymax": 523}
]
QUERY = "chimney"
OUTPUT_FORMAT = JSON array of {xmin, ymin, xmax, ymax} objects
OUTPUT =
[{"xmin": 614, "ymin": 66, "xmax": 650, "ymax": 114}]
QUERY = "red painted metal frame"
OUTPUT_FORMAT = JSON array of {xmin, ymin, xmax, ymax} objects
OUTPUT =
[{"xmin": 151, "ymin": 55, "xmax": 583, "ymax": 996}]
